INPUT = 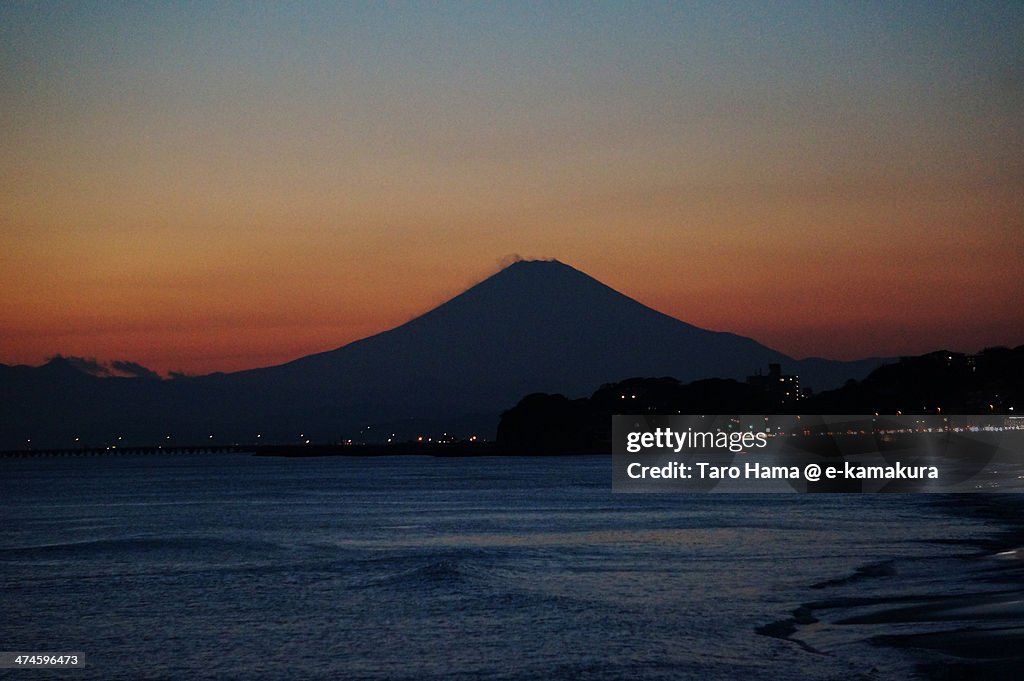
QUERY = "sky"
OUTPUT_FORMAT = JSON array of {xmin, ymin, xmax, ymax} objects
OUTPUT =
[{"xmin": 2, "ymin": 1, "xmax": 1022, "ymax": 375}]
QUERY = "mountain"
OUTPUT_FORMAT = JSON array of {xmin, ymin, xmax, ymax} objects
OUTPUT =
[{"xmin": 0, "ymin": 259, "xmax": 885, "ymax": 448}]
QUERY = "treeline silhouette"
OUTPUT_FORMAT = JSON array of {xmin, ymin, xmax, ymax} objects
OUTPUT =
[{"xmin": 496, "ymin": 346, "xmax": 1024, "ymax": 454}]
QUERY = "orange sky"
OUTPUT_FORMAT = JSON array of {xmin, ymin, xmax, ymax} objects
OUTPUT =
[{"xmin": 2, "ymin": 3, "xmax": 1022, "ymax": 375}]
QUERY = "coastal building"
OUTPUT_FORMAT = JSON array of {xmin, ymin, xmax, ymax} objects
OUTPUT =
[{"xmin": 747, "ymin": 363, "xmax": 801, "ymax": 408}]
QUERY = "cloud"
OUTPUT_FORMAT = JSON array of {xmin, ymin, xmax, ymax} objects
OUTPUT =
[
  {"xmin": 497, "ymin": 254, "xmax": 559, "ymax": 268},
  {"xmin": 498, "ymin": 253, "xmax": 525, "ymax": 268},
  {"xmin": 49, "ymin": 355, "xmax": 163, "ymax": 380},
  {"xmin": 110, "ymin": 360, "xmax": 161, "ymax": 380},
  {"xmin": 57, "ymin": 355, "xmax": 111, "ymax": 377}
]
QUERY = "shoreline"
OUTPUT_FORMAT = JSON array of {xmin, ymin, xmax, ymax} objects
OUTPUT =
[
  {"xmin": 757, "ymin": 494, "xmax": 1024, "ymax": 679},
  {"xmin": 0, "ymin": 442, "xmax": 607, "ymax": 458}
]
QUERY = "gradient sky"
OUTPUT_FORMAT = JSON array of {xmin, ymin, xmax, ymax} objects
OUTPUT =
[{"xmin": 2, "ymin": 1, "xmax": 1022, "ymax": 375}]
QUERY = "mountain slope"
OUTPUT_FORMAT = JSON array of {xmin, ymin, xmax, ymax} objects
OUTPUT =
[{"xmin": 245, "ymin": 259, "xmax": 787, "ymax": 403}]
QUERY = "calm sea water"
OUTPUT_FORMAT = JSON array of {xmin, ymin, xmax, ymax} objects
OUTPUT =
[{"xmin": 0, "ymin": 454, "xmax": 1014, "ymax": 680}]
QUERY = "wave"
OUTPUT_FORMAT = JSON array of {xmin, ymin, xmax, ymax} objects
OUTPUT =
[
  {"xmin": 362, "ymin": 557, "xmax": 490, "ymax": 590},
  {"xmin": 1, "ymin": 536, "xmax": 285, "ymax": 558}
]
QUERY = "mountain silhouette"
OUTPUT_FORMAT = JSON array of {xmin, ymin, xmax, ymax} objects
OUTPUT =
[{"xmin": 0, "ymin": 259, "xmax": 883, "ymax": 447}]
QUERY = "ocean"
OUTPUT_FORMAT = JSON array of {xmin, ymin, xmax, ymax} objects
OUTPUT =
[{"xmin": 2, "ymin": 454, "xmax": 1021, "ymax": 680}]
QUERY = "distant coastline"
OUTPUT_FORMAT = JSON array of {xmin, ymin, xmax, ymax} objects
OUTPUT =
[{"xmin": 0, "ymin": 440, "xmax": 505, "ymax": 458}]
